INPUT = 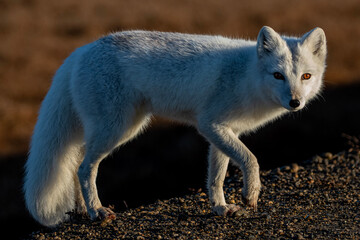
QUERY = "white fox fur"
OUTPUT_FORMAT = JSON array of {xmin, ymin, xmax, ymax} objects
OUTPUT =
[{"xmin": 24, "ymin": 26, "xmax": 327, "ymax": 226}]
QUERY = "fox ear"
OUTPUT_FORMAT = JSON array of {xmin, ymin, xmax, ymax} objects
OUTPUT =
[
  {"xmin": 301, "ymin": 27, "xmax": 327, "ymax": 60},
  {"xmin": 257, "ymin": 26, "xmax": 284, "ymax": 57}
]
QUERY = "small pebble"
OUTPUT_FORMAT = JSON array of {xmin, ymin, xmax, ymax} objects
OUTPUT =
[
  {"xmin": 323, "ymin": 152, "xmax": 333, "ymax": 159},
  {"xmin": 291, "ymin": 163, "xmax": 300, "ymax": 173},
  {"xmin": 233, "ymin": 209, "xmax": 248, "ymax": 218}
]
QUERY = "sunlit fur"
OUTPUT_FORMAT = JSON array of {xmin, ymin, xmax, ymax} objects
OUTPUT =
[{"xmin": 24, "ymin": 26, "xmax": 327, "ymax": 226}]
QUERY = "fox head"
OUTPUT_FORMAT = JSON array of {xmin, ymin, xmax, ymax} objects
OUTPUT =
[{"xmin": 256, "ymin": 26, "xmax": 327, "ymax": 111}]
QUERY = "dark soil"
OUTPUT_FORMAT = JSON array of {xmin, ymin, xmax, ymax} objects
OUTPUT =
[{"xmin": 26, "ymin": 137, "xmax": 360, "ymax": 239}]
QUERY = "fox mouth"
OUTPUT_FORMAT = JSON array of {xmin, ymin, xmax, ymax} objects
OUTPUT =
[
  {"xmin": 281, "ymin": 104, "xmax": 303, "ymax": 112},
  {"xmin": 289, "ymin": 108, "xmax": 301, "ymax": 112}
]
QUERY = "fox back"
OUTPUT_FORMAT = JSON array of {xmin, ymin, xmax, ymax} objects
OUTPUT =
[{"xmin": 72, "ymin": 28, "xmax": 326, "ymax": 129}]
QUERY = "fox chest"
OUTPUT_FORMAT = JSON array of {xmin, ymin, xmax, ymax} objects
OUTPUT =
[{"xmin": 228, "ymin": 107, "xmax": 287, "ymax": 135}]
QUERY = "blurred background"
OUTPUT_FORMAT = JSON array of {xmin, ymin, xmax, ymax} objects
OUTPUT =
[{"xmin": 0, "ymin": 0, "xmax": 359, "ymax": 238}]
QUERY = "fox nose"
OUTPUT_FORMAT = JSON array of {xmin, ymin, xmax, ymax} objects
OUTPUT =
[{"xmin": 289, "ymin": 99, "xmax": 300, "ymax": 108}]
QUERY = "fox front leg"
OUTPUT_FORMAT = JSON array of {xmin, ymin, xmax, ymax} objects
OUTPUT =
[
  {"xmin": 207, "ymin": 144, "xmax": 243, "ymax": 215},
  {"xmin": 199, "ymin": 122, "xmax": 261, "ymax": 213}
]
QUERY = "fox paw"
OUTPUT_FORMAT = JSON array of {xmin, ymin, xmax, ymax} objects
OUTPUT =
[
  {"xmin": 242, "ymin": 187, "xmax": 260, "ymax": 211},
  {"xmin": 212, "ymin": 204, "xmax": 247, "ymax": 217},
  {"xmin": 75, "ymin": 202, "xmax": 87, "ymax": 215},
  {"xmin": 90, "ymin": 206, "xmax": 116, "ymax": 221}
]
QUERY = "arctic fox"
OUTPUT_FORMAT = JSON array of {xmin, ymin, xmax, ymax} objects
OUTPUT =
[{"xmin": 24, "ymin": 26, "xmax": 327, "ymax": 226}]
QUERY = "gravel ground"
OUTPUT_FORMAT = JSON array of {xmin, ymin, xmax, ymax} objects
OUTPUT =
[{"xmin": 27, "ymin": 139, "xmax": 360, "ymax": 239}]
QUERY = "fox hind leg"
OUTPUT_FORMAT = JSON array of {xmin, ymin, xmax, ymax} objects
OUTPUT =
[
  {"xmin": 74, "ymin": 145, "xmax": 87, "ymax": 214},
  {"xmin": 78, "ymin": 109, "xmax": 150, "ymax": 220}
]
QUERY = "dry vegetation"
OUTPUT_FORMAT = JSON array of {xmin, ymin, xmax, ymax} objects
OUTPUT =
[{"xmin": 0, "ymin": 0, "xmax": 360, "ymax": 155}]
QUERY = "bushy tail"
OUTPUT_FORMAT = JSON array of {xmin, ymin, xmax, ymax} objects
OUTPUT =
[{"xmin": 24, "ymin": 58, "xmax": 83, "ymax": 227}]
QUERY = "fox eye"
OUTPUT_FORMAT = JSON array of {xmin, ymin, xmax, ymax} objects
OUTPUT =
[
  {"xmin": 273, "ymin": 72, "xmax": 285, "ymax": 80},
  {"xmin": 301, "ymin": 73, "xmax": 312, "ymax": 80}
]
